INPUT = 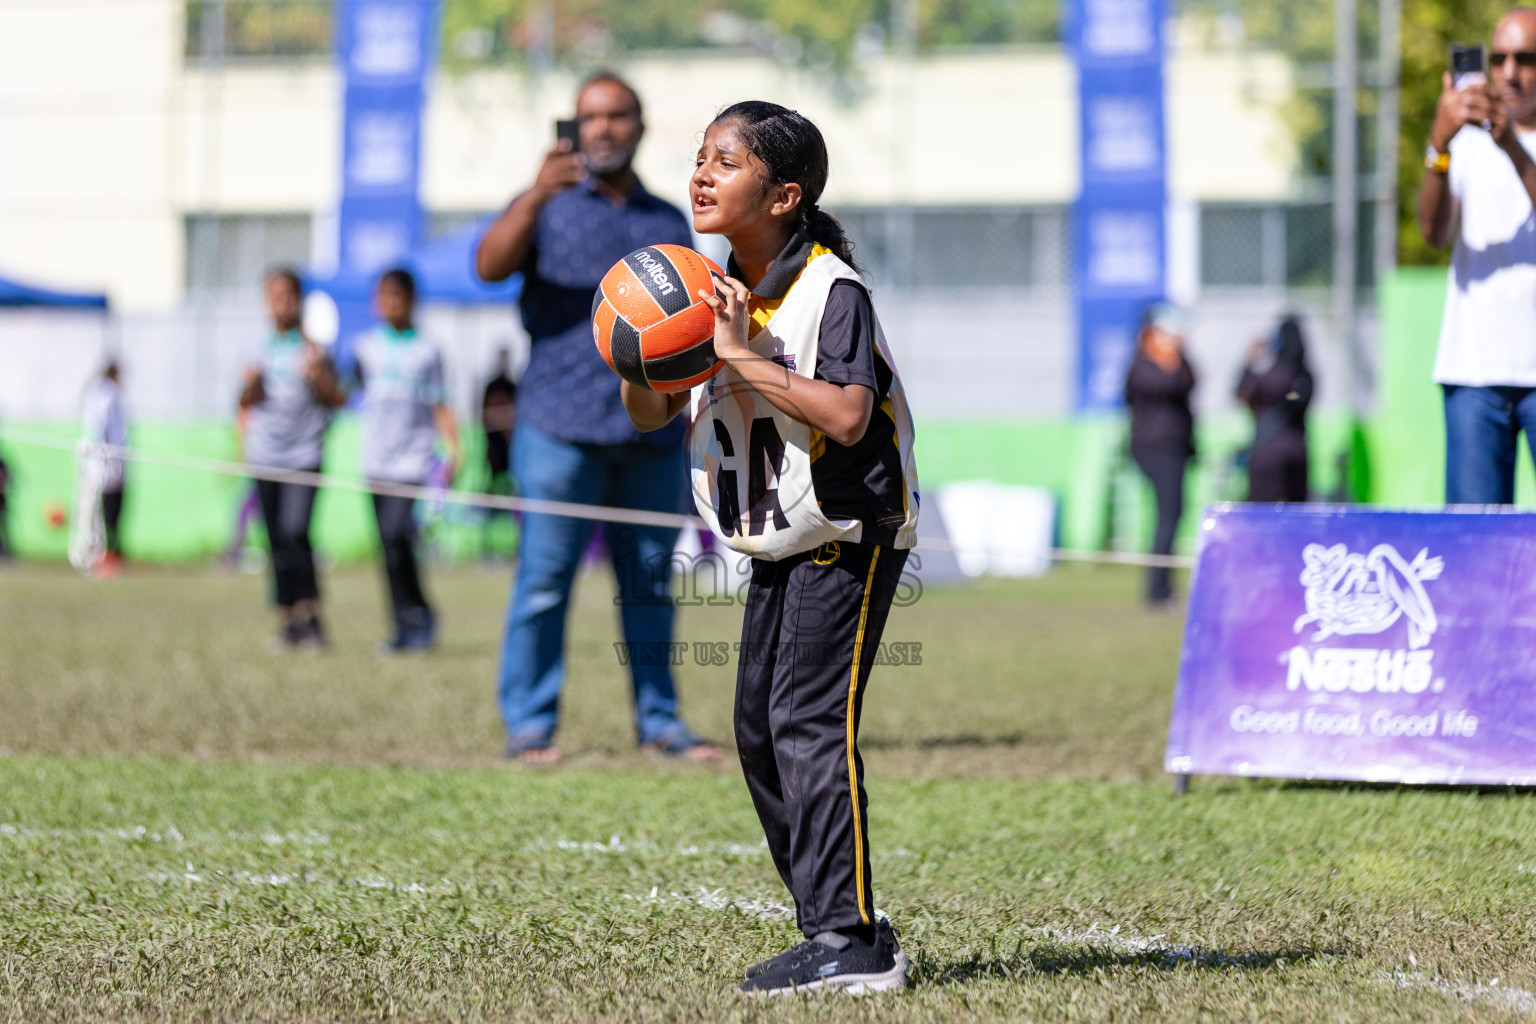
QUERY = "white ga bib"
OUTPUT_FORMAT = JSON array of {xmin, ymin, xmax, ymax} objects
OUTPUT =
[{"xmin": 689, "ymin": 253, "xmax": 920, "ymax": 561}]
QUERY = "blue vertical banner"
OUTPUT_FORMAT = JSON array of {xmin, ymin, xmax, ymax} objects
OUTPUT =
[
  {"xmin": 331, "ymin": 0, "xmax": 441, "ymax": 369},
  {"xmin": 1066, "ymin": 0, "xmax": 1168, "ymax": 411}
]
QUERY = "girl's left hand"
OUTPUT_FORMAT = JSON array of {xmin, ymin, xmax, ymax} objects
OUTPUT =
[{"xmin": 699, "ymin": 274, "xmax": 753, "ymax": 362}]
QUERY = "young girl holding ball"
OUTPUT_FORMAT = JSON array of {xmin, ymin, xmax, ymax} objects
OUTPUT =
[{"xmin": 620, "ymin": 101, "xmax": 920, "ymax": 996}]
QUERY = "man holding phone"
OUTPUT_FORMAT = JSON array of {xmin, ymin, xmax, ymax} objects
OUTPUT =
[
  {"xmin": 1420, "ymin": 8, "xmax": 1536, "ymax": 503},
  {"xmin": 476, "ymin": 72, "xmax": 720, "ymax": 764}
]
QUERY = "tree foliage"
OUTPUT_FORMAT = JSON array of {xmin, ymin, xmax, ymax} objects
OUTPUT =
[
  {"xmin": 185, "ymin": 1, "xmax": 333, "ymax": 58},
  {"xmin": 440, "ymin": 0, "xmax": 1059, "ymax": 72},
  {"xmin": 1180, "ymin": 0, "xmax": 1512, "ymax": 268}
]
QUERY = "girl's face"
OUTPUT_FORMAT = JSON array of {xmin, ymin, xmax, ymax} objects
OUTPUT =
[
  {"xmin": 376, "ymin": 281, "xmax": 412, "ymax": 329},
  {"xmin": 1140, "ymin": 326, "xmax": 1182, "ymax": 362},
  {"xmin": 265, "ymin": 277, "xmax": 301, "ymax": 331},
  {"xmin": 690, "ymin": 121, "xmax": 798, "ymax": 237}
]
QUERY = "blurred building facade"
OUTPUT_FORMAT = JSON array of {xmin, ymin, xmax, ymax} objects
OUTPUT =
[{"xmin": 0, "ymin": 0, "xmax": 1369, "ymax": 430}]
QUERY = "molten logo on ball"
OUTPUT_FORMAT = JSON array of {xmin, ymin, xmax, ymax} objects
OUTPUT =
[
  {"xmin": 630, "ymin": 249, "xmax": 678, "ymax": 296},
  {"xmin": 592, "ymin": 243, "xmax": 725, "ymax": 394}
]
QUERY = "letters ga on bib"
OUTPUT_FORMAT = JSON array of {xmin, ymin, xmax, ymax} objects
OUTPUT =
[{"xmin": 687, "ymin": 253, "xmax": 920, "ymax": 561}]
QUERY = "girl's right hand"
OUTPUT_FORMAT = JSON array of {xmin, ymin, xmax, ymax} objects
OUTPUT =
[
  {"xmin": 699, "ymin": 274, "xmax": 753, "ymax": 363},
  {"xmin": 301, "ymin": 342, "xmax": 321, "ymax": 381},
  {"xmin": 239, "ymin": 368, "xmax": 267, "ymax": 409}
]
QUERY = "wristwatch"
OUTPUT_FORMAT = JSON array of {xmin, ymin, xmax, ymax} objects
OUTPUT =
[{"xmin": 1425, "ymin": 144, "xmax": 1451, "ymax": 174}]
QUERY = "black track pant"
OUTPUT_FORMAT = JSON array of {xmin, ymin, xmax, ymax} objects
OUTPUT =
[
  {"xmin": 1247, "ymin": 435, "xmax": 1309, "ymax": 503},
  {"xmin": 371, "ymin": 493, "xmax": 431, "ymax": 631},
  {"xmin": 1132, "ymin": 449, "xmax": 1187, "ymax": 603},
  {"xmin": 102, "ymin": 488, "xmax": 124, "ymax": 556},
  {"xmin": 735, "ymin": 540, "xmax": 909, "ymax": 938},
  {"xmin": 255, "ymin": 475, "xmax": 320, "ymax": 608}
]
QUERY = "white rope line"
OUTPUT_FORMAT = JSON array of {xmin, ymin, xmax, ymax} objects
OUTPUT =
[
  {"xmin": 0, "ymin": 425, "xmax": 1195, "ymax": 570},
  {"xmin": 1053, "ymin": 548, "xmax": 1193, "ymax": 570},
  {"xmin": 0, "ymin": 425, "xmax": 697, "ymax": 530}
]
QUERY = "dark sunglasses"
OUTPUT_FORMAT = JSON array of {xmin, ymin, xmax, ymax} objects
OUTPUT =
[{"xmin": 1491, "ymin": 50, "xmax": 1536, "ymax": 67}]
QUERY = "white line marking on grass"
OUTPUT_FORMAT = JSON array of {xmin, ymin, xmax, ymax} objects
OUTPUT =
[
  {"xmin": 1383, "ymin": 971, "xmax": 1536, "ymax": 1014},
  {"xmin": 623, "ymin": 885, "xmax": 795, "ymax": 921},
  {"xmin": 1, "ymin": 823, "xmax": 188, "ymax": 843},
  {"xmin": 1039, "ymin": 924, "xmax": 1267, "ymax": 968},
  {"xmin": 352, "ymin": 875, "xmax": 446, "ymax": 893},
  {"xmin": 140, "ymin": 867, "xmax": 448, "ymax": 893},
  {"xmin": 0, "ymin": 824, "xmax": 331, "ymax": 846},
  {"xmin": 547, "ymin": 834, "xmax": 772, "ymax": 857},
  {"xmin": 141, "ymin": 862, "xmax": 206, "ymax": 882},
  {"xmin": 677, "ymin": 841, "xmax": 770, "ymax": 858},
  {"xmin": 552, "ymin": 834, "xmax": 657, "ymax": 853},
  {"xmin": 1042, "ymin": 924, "xmax": 1196, "ymax": 956},
  {"xmin": 110, "ymin": 825, "xmax": 185, "ymax": 842},
  {"xmin": 246, "ymin": 829, "xmax": 331, "ymax": 846},
  {"xmin": 235, "ymin": 872, "xmax": 298, "ymax": 886}
]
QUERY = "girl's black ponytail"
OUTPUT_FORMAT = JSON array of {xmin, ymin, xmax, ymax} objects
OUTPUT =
[
  {"xmin": 712, "ymin": 101, "xmax": 862, "ymax": 273},
  {"xmin": 800, "ymin": 204, "xmax": 860, "ymax": 272}
]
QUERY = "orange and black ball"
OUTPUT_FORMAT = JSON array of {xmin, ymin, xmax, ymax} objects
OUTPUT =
[{"xmin": 592, "ymin": 244, "xmax": 725, "ymax": 393}]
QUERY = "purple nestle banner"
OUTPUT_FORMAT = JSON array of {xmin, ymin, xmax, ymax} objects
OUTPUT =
[{"xmin": 1166, "ymin": 505, "xmax": 1536, "ymax": 785}]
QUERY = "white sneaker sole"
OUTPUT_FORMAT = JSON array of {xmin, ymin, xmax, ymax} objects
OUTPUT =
[{"xmin": 742, "ymin": 951, "xmax": 909, "ymax": 998}]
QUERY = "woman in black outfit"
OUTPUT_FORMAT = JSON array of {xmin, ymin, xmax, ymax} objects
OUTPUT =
[
  {"xmin": 1124, "ymin": 305, "xmax": 1196, "ymax": 606},
  {"xmin": 1238, "ymin": 316, "xmax": 1312, "ymax": 503}
]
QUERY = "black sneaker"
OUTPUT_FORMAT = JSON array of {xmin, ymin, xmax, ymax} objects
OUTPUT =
[
  {"xmin": 738, "ymin": 925, "xmax": 906, "ymax": 996},
  {"xmin": 878, "ymin": 918, "xmax": 908, "ymax": 972},
  {"xmin": 377, "ymin": 608, "xmax": 435, "ymax": 657},
  {"xmin": 742, "ymin": 939, "xmax": 816, "ymax": 983},
  {"xmin": 744, "ymin": 919, "xmax": 906, "ymax": 981},
  {"xmin": 295, "ymin": 616, "xmax": 329, "ymax": 652},
  {"xmin": 269, "ymin": 620, "xmax": 306, "ymax": 653}
]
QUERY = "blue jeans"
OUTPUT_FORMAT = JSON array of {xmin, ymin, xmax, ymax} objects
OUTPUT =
[
  {"xmin": 497, "ymin": 422, "xmax": 691, "ymax": 747},
  {"xmin": 1443, "ymin": 384, "xmax": 1536, "ymax": 504}
]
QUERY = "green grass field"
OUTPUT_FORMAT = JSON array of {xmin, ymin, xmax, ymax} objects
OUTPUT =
[{"xmin": 2, "ymin": 562, "xmax": 1534, "ymax": 1022}]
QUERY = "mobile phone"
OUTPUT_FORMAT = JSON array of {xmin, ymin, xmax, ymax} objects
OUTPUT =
[
  {"xmin": 1451, "ymin": 43, "xmax": 1486, "ymax": 90},
  {"xmin": 555, "ymin": 118, "xmax": 580, "ymax": 151}
]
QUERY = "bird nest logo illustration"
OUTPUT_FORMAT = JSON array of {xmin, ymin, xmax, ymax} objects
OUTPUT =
[{"xmin": 1294, "ymin": 543, "xmax": 1443, "ymax": 651}]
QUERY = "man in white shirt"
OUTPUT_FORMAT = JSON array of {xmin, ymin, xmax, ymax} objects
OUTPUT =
[{"xmin": 1420, "ymin": 7, "xmax": 1536, "ymax": 503}]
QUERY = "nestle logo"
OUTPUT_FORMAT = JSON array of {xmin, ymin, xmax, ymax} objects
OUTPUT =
[
  {"xmin": 1282, "ymin": 542, "xmax": 1448, "ymax": 696},
  {"xmin": 1282, "ymin": 647, "xmax": 1442, "ymax": 694},
  {"xmin": 1295, "ymin": 543, "xmax": 1442, "ymax": 649}
]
